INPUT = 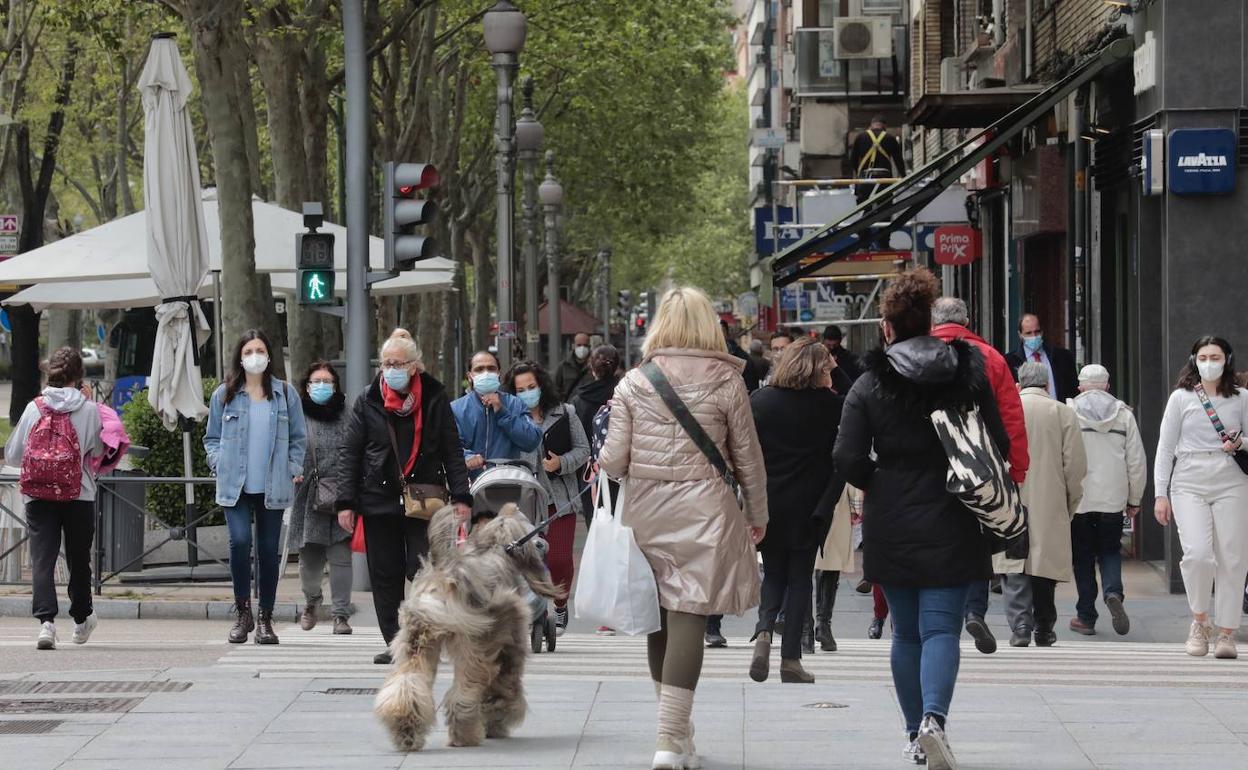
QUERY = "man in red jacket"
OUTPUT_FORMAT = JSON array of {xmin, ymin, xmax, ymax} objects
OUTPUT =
[{"xmin": 932, "ymin": 297, "xmax": 1030, "ymax": 655}]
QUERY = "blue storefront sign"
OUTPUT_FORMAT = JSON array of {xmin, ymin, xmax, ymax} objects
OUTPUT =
[
  {"xmin": 1168, "ymin": 128, "xmax": 1236, "ymax": 195},
  {"xmin": 755, "ymin": 206, "xmax": 802, "ymax": 256}
]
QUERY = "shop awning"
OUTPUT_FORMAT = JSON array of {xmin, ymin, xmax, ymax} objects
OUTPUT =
[
  {"xmin": 535, "ymin": 300, "xmax": 602, "ymax": 336},
  {"xmin": 769, "ymin": 38, "xmax": 1132, "ymax": 287},
  {"xmin": 908, "ymin": 85, "xmax": 1046, "ymax": 129}
]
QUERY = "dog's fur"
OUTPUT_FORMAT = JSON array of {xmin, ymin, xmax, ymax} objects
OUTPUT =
[{"xmin": 374, "ymin": 504, "xmax": 563, "ymax": 752}]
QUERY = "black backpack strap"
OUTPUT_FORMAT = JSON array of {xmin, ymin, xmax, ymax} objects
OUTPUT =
[{"xmin": 639, "ymin": 361, "xmax": 740, "ymax": 496}]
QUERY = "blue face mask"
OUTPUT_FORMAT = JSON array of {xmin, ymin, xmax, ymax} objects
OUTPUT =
[
  {"xmin": 1022, "ymin": 335, "xmax": 1044, "ymax": 355},
  {"xmin": 473, "ymin": 371, "xmax": 501, "ymax": 395},
  {"xmin": 308, "ymin": 382, "xmax": 335, "ymax": 405},
  {"xmin": 383, "ymin": 367, "xmax": 411, "ymax": 392},
  {"xmin": 518, "ymin": 388, "xmax": 542, "ymax": 409}
]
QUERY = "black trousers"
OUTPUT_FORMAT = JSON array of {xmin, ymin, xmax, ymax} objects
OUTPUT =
[
  {"xmin": 363, "ymin": 514, "xmax": 429, "ymax": 644},
  {"xmin": 28, "ymin": 499, "xmax": 95, "ymax": 624},
  {"xmin": 755, "ymin": 547, "xmax": 817, "ymax": 659}
]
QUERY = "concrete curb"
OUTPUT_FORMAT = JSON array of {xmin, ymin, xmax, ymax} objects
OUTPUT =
[{"xmin": 0, "ymin": 596, "xmax": 303, "ymax": 622}]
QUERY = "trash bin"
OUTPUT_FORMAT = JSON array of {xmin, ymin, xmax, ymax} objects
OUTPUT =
[{"xmin": 100, "ymin": 470, "xmax": 146, "ymax": 574}]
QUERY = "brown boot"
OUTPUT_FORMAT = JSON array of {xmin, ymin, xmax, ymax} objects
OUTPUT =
[
  {"xmin": 779, "ymin": 658, "xmax": 815, "ymax": 684},
  {"xmin": 749, "ymin": 631, "xmax": 771, "ymax": 682},
  {"xmin": 254, "ymin": 608, "xmax": 279, "ymax": 645},
  {"xmin": 332, "ymin": 615, "xmax": 353, "ymax": 635},
  {"xmin": 299, "ymin": 599, "xmax": 319, "ymax": 631},
  {"xmin": 228, "ymin": 599, "xmax": 254, "ymax": 644}
]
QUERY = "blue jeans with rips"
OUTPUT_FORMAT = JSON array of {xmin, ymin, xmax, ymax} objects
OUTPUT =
[{"xmin": 881, "ymin": 583, "xmax": 972, "ymax": 734}]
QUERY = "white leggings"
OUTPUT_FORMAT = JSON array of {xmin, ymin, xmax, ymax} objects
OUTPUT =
[{"xmin": 1171, "ymin": 451, "xmax": 1248, "ymax": 629}]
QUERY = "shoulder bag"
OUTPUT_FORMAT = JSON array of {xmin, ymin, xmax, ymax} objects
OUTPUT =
[
  {"xmin": 386, "ymin": 421, "xmax": 448, "ymax": 519},
  {"xmin": 639, "ymin": 362, "xmax": 743, "ymax": 506},
  {"xmin": 1192, "ymin": 383, "xmax": 1248, "ymax": 475},
  {"xmin": 929, "ymin": 405, "xmax": 1029, "ymax": 559},
  {"xmin": 306, "ymin": 425, "xmax": 337, "ymax": 516}
]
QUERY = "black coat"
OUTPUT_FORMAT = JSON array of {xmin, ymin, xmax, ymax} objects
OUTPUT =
[
  {"xmin": 1005, "ymin": 343, "xmax": 1079, "ymax": 403},
  {"xmin": 751, "ymin": 386, "xmax": 845, "ymax": 552},
  {"xmin": 570, "ymin": 375, "xmax": 618, "ymax": 440},
  {"xmin": 335, "ymin": 373, "xmax": 472, "ymax": 516},
  {"xmin": 833, "ymin": 337, "xmax": 1007, "ymax": 587},
  {"xmin": 728, "ymin": 340, "xmax": 763, "ymax": 392}
]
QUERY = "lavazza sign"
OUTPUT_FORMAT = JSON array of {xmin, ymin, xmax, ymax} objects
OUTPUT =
[{"xmin": 1176, "ymin": 153, "xmax": 1229, "ymax": 168}]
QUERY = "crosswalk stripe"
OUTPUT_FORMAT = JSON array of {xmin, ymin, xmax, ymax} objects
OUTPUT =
[{"xmin": 213, "ymin": 625, "xmax": 1248, "ymax": 689}]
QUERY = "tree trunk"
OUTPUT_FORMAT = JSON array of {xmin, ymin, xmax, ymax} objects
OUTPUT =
[
  {"xmin": 468, "ymin": 226, "xmax": 490, "ymax": 353},
  {"xmin": 47, "ymin": 309, "xmax": 82, "ymax": 352}
]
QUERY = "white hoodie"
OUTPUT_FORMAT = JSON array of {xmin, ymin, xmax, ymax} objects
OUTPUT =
[
  {"xmin": 1067, "ymin": 389, "xmax": 1147, "ymax": 514},
  {"xmin": 6, "ymin": 387, "xmax": 104, "ymax": 501}
]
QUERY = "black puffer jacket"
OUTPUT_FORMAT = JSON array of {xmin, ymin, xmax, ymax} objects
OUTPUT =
[
  {"xmin": 335, "ymin": 373, "xmax": 472, "ymax": 516},
  {"xmin": 833, "ymin": 336, "xmax": 1006, "ymax": 587}
]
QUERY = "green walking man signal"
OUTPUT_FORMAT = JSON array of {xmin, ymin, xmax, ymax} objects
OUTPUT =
[{"xmin": 297, "ymin": 202, "xmax": 336, "ymax": 306}]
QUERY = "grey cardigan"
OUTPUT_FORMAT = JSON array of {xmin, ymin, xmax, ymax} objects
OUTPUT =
[{"xmin": 521, "ymin": 403, "xmax": 591, "ymax": 519}]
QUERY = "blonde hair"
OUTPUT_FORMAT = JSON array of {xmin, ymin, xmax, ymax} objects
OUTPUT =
[
  {"xmin": 769, "ymin": 337, "xmax": 832, "ymax": 390},
  {"xmin": 379, "ymin": 328, "xmax": 424, "ymax": 372},
  {"xmin": 641, "ymin": 287, "xmax": 727, "ymax": 358}
]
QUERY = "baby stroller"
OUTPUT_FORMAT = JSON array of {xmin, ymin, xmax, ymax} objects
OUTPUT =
[{"xmin": 469, "ymin": 460, "xmax": 561, "ymax": 654}]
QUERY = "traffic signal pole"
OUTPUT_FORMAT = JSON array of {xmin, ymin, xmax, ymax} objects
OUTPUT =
[{"xmin": 343, "ymin": 0, "xmax": 370, "ymax": 398}]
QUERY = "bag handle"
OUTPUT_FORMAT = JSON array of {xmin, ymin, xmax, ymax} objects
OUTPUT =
[
  {"xmin": 1194, "ymin": 383, "xmax": 1236, "ymax": 443},
  {"xmin": 639, "ymin": 361, "xmax": 740, "ymax": 497},
  {"xmin": 385, "ymin": 420, "xmax": 408, "ymax": 485}
]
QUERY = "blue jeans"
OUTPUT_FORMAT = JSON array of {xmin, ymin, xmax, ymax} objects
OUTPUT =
[
  {"xmin": 1071, "ymin": 512, "xmax": 1125, "ymax": 625},
  {"xmin": 964, "ymin": 579, "xmax": 990, "ymax": 620},
  {"xmin": 225, "ymin": 493, "xmax": 284, "ymax": 611},
  {"xmin": 881, "ymin": 583, "xmax": 971, "ymax": 734}
]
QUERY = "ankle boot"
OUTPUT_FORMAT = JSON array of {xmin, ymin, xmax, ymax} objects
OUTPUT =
[
  {"xmin": 749, "ymin": 631, "xmax": 771, "ymax": 682},
  {"xmin": 801, "ymin": 612, "xmax": 815, "ymax": 655},
  {"xmin": 779, "ymin": 657, "xmax": 815, "ymax": 684},
  {"xmin": 254, "ymin": 608, "xmax": 279, "ymax": 645},
  {"xmin": 816, "ymin": 571, "xmax": 838, "ymax": 652},
  {"xmin": 228, "ymin": 599, "xmax": 254, "ymax": 644},
  {"xmin": 299, "ymin": 598, "xmax": 320, "ymax": 631}
]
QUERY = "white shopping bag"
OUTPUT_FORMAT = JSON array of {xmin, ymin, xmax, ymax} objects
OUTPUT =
[{"xmin": 573, "ymin": 474, "xmax": 661, "ymax": 636}]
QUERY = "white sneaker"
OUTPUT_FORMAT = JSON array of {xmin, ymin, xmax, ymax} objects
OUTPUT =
[
  {"xmin": 651, "ymin": 735, "xmax": 686, "ymax": 770},
  {"xmin": 917, "ymin": 715, "xmax": 956, "ymax": 770},
  {"xmin": 1214, "ymin": 629, "xmax": 1238, "ymax": 659},
  {"xmin": 683, "ymin": 722, "xmax": 701, "ymax": 769},
  {"xmin": 1186, "ymin": 621, "xmax": 1212, "ymax": 657},
  {"xmin": 72, "ymin": 614, "xmax": 98, "ymax": 645},
  {"xmin": 36, "ymin": 621, "xmax": 57, "ymax": 650},
  {"xmin": 903, "ymin": 737, "xmax": 927, "ymax": 765}
]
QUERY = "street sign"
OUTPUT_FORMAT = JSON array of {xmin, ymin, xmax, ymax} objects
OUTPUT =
[
  {"xmin": 498, "ymin": 321, "xmax": 516, "ymax": 338},
  {"xmin": 751, "ymin": 127, "xmax": 786, "ymax": 149},
  {"xmin": 1168, "ymin": 128, "xmax": 1236, "ymax": 195},
  {"xmin": 0, "ymin": 215, "xmax": 19, "ymax": 234},
  {"xmin": 755, "ymin": 206, "xmax": 802, "ymax": 256},
  {"xmin": 933, "ymin": 225, "xmax": 981, "ymax": 265},
  {"xmin": 737, "ymin": 291, "xmax": 758, "ymax": 320},
  {"xmin": 0, "ymin": 234, "xmax": 18, "ymax": 254}
]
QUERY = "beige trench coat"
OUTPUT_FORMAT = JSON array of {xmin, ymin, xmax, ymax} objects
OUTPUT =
[
  {"xmin": 1005, "ymin": 387, "xmax": 1087, "ymax": 581},
  {"xmin": 815, "ymin": 485, "xmax": 858, "ymax": 572},
  {"xmin": 599, "ymin": 348, "xmax": 768, "ymax": 616}
]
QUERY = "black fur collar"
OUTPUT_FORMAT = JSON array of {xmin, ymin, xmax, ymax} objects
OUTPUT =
[
  {"xmin": 864, "ymin": 337, "xmax": 987, "ymax": 413},
  {"xmin": 301, "ymin": 391, "xmax": 346, "ymax": 422}
]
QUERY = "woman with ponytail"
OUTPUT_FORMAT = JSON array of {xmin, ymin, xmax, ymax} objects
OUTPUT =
[{"xmin": 335, "ymin": 329, "xmax": 472, "ymax": 664}]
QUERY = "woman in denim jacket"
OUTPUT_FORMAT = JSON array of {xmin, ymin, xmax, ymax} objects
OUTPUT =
[{"xmin": 204, "ymin": 329, "xmax": 307, "ymax": 645}]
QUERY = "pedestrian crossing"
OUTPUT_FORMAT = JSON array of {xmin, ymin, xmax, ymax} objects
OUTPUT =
[{"xmin": 215, "ymin": 624, "xmax": 1248, "ymax": 689}]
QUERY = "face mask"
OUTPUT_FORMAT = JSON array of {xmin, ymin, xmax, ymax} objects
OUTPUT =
[
  {"xmin": 1198, "ymin": 360, "xmax": 1226, "ymax": 382},
  {"xmin": 574, "ymin": 346, "xmax": 590, "ymax": 361},
  {"xmin": 383, "ymin": 367, "xmax": 411, "ymax": 392},
  {"xmin": 308, "ymin": 382, "xmax": 334, "ymax": 405},
  {"xmin": 1022, "ymin": 336, "xmax": 1044, "ymax": 355},
  {"xmin": 473, "ymin": 371, "xmax": 501, "ymax": 395},
  {"xmin": 518, "ymin": 388, "xmax": 542, "ymax": 409},
  {"xmin": 241, "ymin": 353, "xmax": 268, "ymax": 375}
]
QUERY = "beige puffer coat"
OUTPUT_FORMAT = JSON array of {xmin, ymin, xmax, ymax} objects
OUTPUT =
[{"xmin": 599, "ymin": 348, "xmax": 768, "ymax": 616}]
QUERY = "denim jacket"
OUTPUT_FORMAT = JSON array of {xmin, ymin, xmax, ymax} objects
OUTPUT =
[{"xmin": 204, "ymin": 378, "xmax": 307, "ymax": 509}]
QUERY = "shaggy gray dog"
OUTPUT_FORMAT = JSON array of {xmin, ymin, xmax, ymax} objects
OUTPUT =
[{"xmin": 374, "ymin": 504, "xmax": 562, "ymax": 752}]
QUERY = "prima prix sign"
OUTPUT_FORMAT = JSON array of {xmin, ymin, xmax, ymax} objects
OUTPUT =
[{"xmin": 933, "ymin": 225, "xmax": 981, "ymax": 266}]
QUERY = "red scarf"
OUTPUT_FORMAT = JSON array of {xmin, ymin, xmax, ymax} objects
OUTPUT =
[{"xmin": 381, "ymin": 375, "xmax": 423, "ymax": 476}]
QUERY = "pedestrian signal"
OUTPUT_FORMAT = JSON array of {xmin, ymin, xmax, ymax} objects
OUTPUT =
[{"xmin": 296, "ymin": 207, "xmax": 336, "ymax": 306}]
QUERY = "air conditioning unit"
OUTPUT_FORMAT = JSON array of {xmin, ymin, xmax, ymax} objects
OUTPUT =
[
  {"xmin": 940, "ymin": 58, "xmax": 963, "ymax": 93},
  {"xmin": 833, "ymin": 17, "xmax": 893, "ymax": 60}
]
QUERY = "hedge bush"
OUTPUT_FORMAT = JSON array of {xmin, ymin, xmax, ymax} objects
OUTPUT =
[{"xmin": 121, "ymin": 379, "xmax": 222, "ymax": 528}]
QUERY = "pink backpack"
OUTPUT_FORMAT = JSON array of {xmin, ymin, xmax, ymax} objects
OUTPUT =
[{"xmin": 19, "ymin": 398, "xmax": 82, "ymax": 501}]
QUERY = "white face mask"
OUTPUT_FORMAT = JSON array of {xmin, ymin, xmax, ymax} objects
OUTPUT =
[
  {"xmin": 1197, "ymin": 360, "xmax": 1225, "ymax": 383},
  {"xmin": 574, "ymin": 345, "xmax": 590, "ymax": 361},
  {"xmin": 241, "ymin": 353, "xmax": 269, "ymax": 375}
]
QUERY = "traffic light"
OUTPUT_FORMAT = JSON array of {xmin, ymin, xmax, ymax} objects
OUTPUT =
[
  {"xmin": 635, "ymin": 291, "xmax": 651, "ymax": 334},
  {"xmin": 383, "ymin": 161, "xmax": 439, "ymax": 271},
  {"xmin": 617, "ymin": 290, "xmax": 632, "ymax": 317},
  {"xmin": 297, "ymin": 202, "xmax": 335, "ymax": 306}
]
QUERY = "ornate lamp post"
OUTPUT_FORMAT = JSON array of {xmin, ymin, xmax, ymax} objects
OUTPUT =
[
  {"xmin": 483, "ymin": 0, "xmax": 526, "ymax": 371},
  {"xmin": 539, "ymin": 151, "xmax": 564, "ymax": 375},
  {"xmin": 515, "ymin": 77, "xmax": 544, "ymax": 363}
]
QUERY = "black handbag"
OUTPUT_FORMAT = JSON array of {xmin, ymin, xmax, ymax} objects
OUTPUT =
[
  {"xmin": 1193, "ymin": 383, "xmax": 1248, "ymax": 475},
  {"xmin": 306, "ymin": 429, "xmax": 337, "ymax": 516}
]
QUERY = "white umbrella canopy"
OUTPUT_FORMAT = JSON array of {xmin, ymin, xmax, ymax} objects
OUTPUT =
[{"xmin": 140, "ymin": 35, "xmax": 210, "ymax": 430}]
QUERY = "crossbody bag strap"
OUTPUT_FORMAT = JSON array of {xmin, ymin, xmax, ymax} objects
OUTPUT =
[
  {"xmin": 385, "ymin": 419, "xmax": 407, "ymax": 484},
  {"xmin": 1194, "ymin": 383, "xmax": 1234, "ymax": 442},
  {"xmin": 639, "ymin": 361, "xmax": 740, "ymax": 496}
]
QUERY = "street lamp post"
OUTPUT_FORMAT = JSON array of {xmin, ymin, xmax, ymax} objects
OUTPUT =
[
  {"xmin": 539, "ymin": 151, "xmax": 564, "ymax": 375},
  {"xmin": 484, "ymin": 0, "xmax": 526, "ymax": 372},
  {"xmin": 515, "ymin": 77, "xmax": 544, "ymax": 364}
]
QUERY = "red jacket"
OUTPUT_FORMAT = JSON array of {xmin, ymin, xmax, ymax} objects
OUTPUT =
[{"xmin": 931, "ymin": 323, "xmax": 1029, "ymax": 484}]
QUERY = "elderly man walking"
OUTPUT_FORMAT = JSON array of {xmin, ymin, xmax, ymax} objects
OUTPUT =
[
  {"xmin": 1067, "ymin": 364, "xmax": 1147, "ymax": 636},
  {"xmin": 1003, "ymin": 362, "xmax": 1087, "ymax": 647}
]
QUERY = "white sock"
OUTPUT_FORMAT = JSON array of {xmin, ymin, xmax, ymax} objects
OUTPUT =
[{"xmin": 657, "ymin": 684, "xmax": 694, "ymax": 740}]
